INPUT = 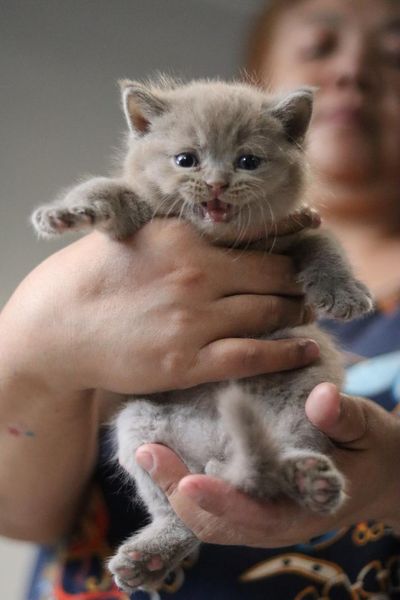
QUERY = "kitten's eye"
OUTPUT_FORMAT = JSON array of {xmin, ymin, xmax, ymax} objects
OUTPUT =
[
  {"xmin": 175, "ymin": 153, "xmax": 199, "ymax": 168},
  {"xmin": 235, "ymin": 155, "xmax": 262, "ymax": 171}
]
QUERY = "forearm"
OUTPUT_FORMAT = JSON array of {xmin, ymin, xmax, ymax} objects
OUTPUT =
[
  {"xmin": 0, "ymin": 381, "xmax": 99, "ymax": 543},
  {"xmin": 0, "ymin": 300, "xmax": 100, "ymax": 544}
]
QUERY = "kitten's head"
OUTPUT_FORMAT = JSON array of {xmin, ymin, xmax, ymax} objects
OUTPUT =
[{"xmin": 120, "ymin": 77, "xmax": 313, "ymax": 243}]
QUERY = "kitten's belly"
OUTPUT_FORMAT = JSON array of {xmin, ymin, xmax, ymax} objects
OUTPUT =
[
  {"xmin": 116, "ymin": 324, "xmax": 343, "ymax": 472},
  {"xmin": 116, "ymin": 387, "xmax": 227, "ymax": 472}
]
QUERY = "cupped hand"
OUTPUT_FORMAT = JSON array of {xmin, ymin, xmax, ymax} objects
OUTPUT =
[
  {"xmin": 135, "ymin": 383, "xmax": 400, "ymax": 547},
  {"xmin": 13, "ymin": 218, "xmax": 319, "ymax": 394}
]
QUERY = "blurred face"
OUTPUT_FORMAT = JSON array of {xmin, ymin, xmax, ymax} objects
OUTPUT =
[{"xmin": 262, "ymin": 0, "xmax": 400, "ymax": 187}]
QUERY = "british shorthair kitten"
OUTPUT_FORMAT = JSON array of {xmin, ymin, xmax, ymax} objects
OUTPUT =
[{"xmin": 32, "ymin": 78, "xmax": 372, "ymax": 593}]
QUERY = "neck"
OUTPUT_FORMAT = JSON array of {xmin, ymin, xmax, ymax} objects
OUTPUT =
[{"xmin": 309, "ymin": 179, "xmax": 400, "ymax": 298}]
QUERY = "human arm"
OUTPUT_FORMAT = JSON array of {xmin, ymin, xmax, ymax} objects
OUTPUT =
[
  {"xmin": 136, "ymin": 383, "xmax": 400, "ymax": 546},
  {"xmin": 0, "ymin": 218, "xmax": 317, "ymax": 543}
]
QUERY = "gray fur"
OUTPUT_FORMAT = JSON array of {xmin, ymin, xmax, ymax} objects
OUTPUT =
[{"xmin": 31, "ymin": 78, "xmax": 373, "ymax": 593}]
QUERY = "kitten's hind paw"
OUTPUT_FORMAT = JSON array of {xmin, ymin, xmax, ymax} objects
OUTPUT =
[
  {"xmin": 282, "ymin": 452, "xmax": 346, "ymax": 514},
  {"xmin": 31, "ymin": 204, "xmax": 111, "ymax": 237},
  {"xmin": 108, "ymin": 546, "xmax": 170, "ymax": 593}
]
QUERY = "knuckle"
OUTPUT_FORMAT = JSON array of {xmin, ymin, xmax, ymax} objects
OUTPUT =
[
  {"xmin": 178, "ymin": 265, "xmax": 207, "ymax": 287},
  {"xmin": 160, "ymin": 349, "xmax": 188, "ymax": 387},
  {"xmin": 195, "ymin": 523, "xmax": 217, "ymax": 544},
  {"xmin": 159, "ymin": 344, "xmax": 199, "ymax": 389},
  {"xmin": 240, "ymin": 342, "xmax": 262, "ymax": 370},
  {"xmin": 175, "ymin": 265, "xmax": 207, "ymax": 289},
  {"xmin": 162, "ymin": 478, "xmax": 180, "ymax": 499},
  {"xmin": 170, "ymin": 306, "xmax": 195, "ymax": 332}
]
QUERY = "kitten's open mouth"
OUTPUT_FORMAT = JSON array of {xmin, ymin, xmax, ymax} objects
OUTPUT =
[{"xmin": 200, "ymin": 199, "xmax": 235, "ymax": 223}]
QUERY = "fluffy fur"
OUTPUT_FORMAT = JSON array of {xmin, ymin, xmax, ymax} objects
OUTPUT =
[{"xmin": 32, "ymin": 78, "xmax": 372, "ymax": 593}]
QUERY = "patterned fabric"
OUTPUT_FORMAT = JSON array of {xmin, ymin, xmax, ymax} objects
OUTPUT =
[{"xmin": 27, "ymin": 307, "xmax": 400, "ymax": 600}]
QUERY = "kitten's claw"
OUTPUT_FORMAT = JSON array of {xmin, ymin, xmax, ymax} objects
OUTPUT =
[
  {"xmin": 305, "ymin": 277, "xmax": 373, "ymax": 320},
  {"xmin": 282, "ymin": 452, "xmax": 346, "ymax": 514}
]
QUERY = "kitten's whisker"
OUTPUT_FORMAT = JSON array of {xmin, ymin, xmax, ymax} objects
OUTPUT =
[
  {"xmin": 178, "ymin": 198, "xmax": 188, "ymax": 221},
  {"xmin": 150, "ymin": 193, "xmax": 175, "ymax": 219},
  {"xmin": 165, "ymin": 195, "xmax": 184, "ymax": 219}
]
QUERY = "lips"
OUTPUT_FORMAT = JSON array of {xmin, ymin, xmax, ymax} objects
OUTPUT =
[{"xmin": 201, "ymin": 199, "xmax": 234, "ymax": 223}]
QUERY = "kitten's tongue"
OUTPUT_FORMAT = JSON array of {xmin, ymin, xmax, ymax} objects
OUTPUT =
[{"xmin": 202, "ymin": 199, "xmax": 231, "ymax": 222}]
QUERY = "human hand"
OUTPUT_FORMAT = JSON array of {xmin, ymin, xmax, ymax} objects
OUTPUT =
[
  {"xmin": 135, "ymin": 383, "xmax": 400, "ymax": 547},
  {"xmin": 12, "ymin": 218, "xmax": 319, "ymax": 395}
]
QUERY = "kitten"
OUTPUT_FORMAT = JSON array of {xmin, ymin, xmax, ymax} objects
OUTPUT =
[{"xmin": 32, "ymin": 78, "xmax": 372, "ymax": 593}]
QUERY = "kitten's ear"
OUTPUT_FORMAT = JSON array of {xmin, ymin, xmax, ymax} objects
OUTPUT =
[
  {"xmin": 119, "ymin": 79, "xmax": 169, "ymax": 135},
  {"xmin": 269, "ymin": 87, "xmax": 315, "ymax": 144}
]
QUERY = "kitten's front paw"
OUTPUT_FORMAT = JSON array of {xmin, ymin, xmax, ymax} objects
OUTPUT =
[
  {"xmin": 306, "ymin": 277, "xmax": 373, "ymax": 320},
  {"xmin": 108, "ymin": 544, "xmax": 171, "ymax": 593},
  {"xmin": 31, "ymin": 204, "xmax": 111, "ymax": 237},
  {"xmin": 282, "ymin": 452, "xmax": 346, "ymax": 514}
]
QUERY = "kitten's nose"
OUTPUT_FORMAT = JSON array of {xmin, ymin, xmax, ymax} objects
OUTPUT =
[{"xmin": 206, "ymin": 181, "xmax": 229, "ymax": 197}]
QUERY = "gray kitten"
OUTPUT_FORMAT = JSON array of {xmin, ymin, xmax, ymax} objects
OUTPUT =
[{"xmin": 32, "ymin": 78, "xmax": 372, "ymax": 593}]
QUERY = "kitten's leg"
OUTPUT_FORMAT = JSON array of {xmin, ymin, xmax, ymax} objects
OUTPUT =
[
  {"xmin": 31, "ymin": 177, "xmax": 152, "ymax": 240},
  {"xmin": 109, "ymin": 511, "xmax": 198, "ymax": 594},
  {"xmin": 209, "ymin": 386, "xmax": 284, "ymax": 498},
  {"xmin": 208, "ymin": 437, "xmax": 345, "ymax": 514},
  {"xmin": 108, "ymin": 416, "xmax": 199, "ymax": 593},
  {"xmin": 214, "ymin": 385, "xmax": 345, "ymax": 513},
  {"xmin": 291, "ymin": 230, "xmax": 373, "ymax": 319}
]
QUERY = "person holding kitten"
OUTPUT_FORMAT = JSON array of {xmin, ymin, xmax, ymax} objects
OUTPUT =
[{"xmin": 0, "ymin": 0, "xmax": 399, "ymax": 599}]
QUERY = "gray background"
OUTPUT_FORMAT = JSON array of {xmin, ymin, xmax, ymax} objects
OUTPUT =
[
  {"xmin": 0, "ymin": 0, "xmax": 264, "ymax": 307},
  {"xmin": 0, "ymin": 1, "xmax": 264, "ymax": 597}
]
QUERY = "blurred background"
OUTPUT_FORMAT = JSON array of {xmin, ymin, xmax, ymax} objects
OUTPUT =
[{"xmin": 0, "ymin": 0, "xmax": 265, "ymax": 597}]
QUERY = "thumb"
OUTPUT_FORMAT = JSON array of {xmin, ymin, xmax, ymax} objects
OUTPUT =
[
  {"xmin": 305, "ymin": 382, "xmax": 368, "ymax": 444},
  {"xmin": 135, "ymin": 444, "xmax": 190, "ymax": 500}
]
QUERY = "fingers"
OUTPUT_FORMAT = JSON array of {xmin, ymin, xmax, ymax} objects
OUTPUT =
[
  {"xmin": 188, "ymin": 337, "xmax": 320, "ymax": 386},
  {"xmin": 305, "ymin": 383, "xmax": 368, "ymax": 445},
  {"xmin": 214, "ymin": 295, "xmax": 313, "ymax": 338},
  {"xmin": 214, "ymin": 252, "xmax": 302, "ymax": 297},
  {"xmin": 136, "ymin": 219, "xmax": 303, "ymax": 297},
  {"xmin": 271, "ymin": 206, "xmax": 321, "ymax": 236}
]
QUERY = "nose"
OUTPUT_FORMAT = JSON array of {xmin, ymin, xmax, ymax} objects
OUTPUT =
[
  {"xmin": 333, "ymin": 40, "xmax": 378, "ymax": 92},
  {"xmin": 206, "ymin": 181, "xmax": 229, "ymax": 197}
]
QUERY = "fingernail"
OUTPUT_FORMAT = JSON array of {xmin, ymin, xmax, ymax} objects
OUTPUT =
[
  {"xmin": 301, "ymin": 340, "xmax": 320, "ymax": 360},
  {"xmin": 136, "ymin": 450, "xmax": 154, "ymax": 474}
]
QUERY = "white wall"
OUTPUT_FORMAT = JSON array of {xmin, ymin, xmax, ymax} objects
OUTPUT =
[{"xmin": 0, "ymin": 1, "xmax": 263, "ymax": 597}]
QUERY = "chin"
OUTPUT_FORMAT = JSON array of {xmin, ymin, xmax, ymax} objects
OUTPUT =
[{"xmin": 308, "ymin": 131, "xmax": 379, "ymax": 183}]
